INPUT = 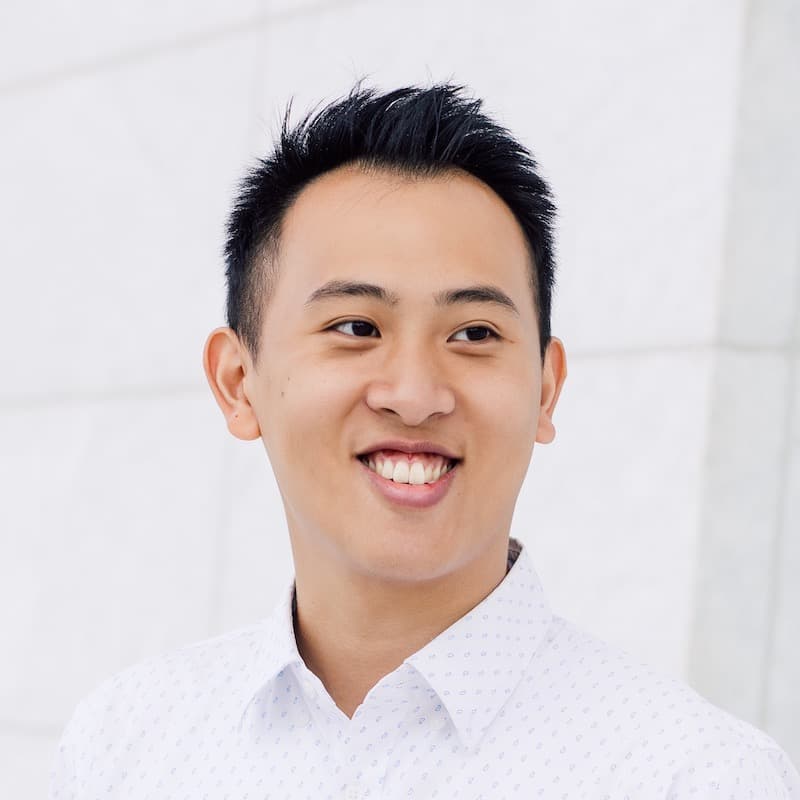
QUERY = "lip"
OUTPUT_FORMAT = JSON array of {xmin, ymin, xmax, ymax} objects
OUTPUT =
[
  {"xmin": 357, "ymin": 439, "xmax": 461, "ymax": 460},
  {"xmin": 357, "ymin": 456, "xmax": 458, "ymax": 509}
]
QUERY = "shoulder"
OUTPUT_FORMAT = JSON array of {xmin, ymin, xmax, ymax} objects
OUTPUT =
[
  {"xmin": 58, "ymin": 620, "xmax": 271, "ymax": 753},
  {"xmin": 49, "ymin": 621, "xmax": 279, "ymax": 797},
  {"xmin": 539, "ymin": 614, "xmax": 780, "ymax": 750},
  {"xmin": 526, "ymin": 615, "xmax": 800, "ymax": 796}
]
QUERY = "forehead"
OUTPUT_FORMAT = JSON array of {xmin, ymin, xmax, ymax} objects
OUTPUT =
[{"xmin": 275, "ymin": 165, "xmax": 534, "ymax": 304}]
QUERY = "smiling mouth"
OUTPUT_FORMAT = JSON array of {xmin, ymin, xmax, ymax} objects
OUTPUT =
[{"xmin": 357, "ymin": 451, "xmax": 460, "ymax": 485}]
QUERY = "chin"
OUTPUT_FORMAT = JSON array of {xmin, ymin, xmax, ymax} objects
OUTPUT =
[{"xmin": 343, "ymin": 524, "xmax": 473, "ymax": 583}]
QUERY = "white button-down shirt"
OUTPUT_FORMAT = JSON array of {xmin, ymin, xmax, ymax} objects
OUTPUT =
[{"xmin": 50, "ymin": 540, "xmax": 799, "ymax": 799}]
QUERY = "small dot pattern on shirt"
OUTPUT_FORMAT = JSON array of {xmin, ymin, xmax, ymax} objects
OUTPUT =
[{"xmin": 50, "ymin": 538, "xmax": 800, "ymax": 799}]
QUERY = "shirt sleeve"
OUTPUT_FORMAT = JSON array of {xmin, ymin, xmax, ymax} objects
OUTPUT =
[{"xmin": 665, "ymin": 743, "xmax": 800, "ymax": 799}]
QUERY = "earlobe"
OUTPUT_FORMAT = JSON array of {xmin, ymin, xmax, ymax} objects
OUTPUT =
[
  {"xmin": 202, "ymin": 327, "xmax": 262, "ymax": 441},
  {"xmin": 535, "ymin": 336, "xmax": 567, "ymax": 445}
]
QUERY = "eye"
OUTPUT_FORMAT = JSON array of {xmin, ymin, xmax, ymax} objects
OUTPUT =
[
  {"xmin": 450, "ymin": 325, "xmax": 501, "ymax": 343},
  {"xmin": 329, "ymin": 319, "xmax": 380, "ymax": 338}
]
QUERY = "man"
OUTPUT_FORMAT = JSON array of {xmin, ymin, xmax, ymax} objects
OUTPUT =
[{"xmin": 51, "ymin": 84, "xmax": 799, "ymax": 798}]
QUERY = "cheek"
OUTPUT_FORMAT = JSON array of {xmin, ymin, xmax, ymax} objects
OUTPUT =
[
  {"xmin": 465, "ymin": 367, "xmax": 539, "ymax": 498},
  {"xmin": 269, "ymin": 362, "xmax": 356, "ymax": 454},
  {"xmin": 476, "ymin": 363, "xmax": 539, "ymax": 436}
]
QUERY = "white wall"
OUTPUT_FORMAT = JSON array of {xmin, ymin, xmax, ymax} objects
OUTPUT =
[{"xmin": 1, "ymin": 1, "xmax": 797, "ymax": 796}]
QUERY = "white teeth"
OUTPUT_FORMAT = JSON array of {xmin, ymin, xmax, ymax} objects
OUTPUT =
[
  {"xmin": 392, "ymin": 461, "xmax": 409, "ymax": 483},
  {"xmin": 364, "ymin": 455, "xmax": 454, "ymax": 484},
  {"xmin": 409, "ymin": 462, "xmax": 426, "ymax": 485}
]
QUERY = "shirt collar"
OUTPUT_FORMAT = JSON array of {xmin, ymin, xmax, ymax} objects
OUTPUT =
[
  {"xmin": 238, "ymin": 538, "xmax": 552, "ymax": 751},
  {"xmin": 235, "ymin": 577, "xmax": 302, "ymax": 725},
  {"xmin": 404, "ymin": 538, "xmax": 552, "ymax": 750}
]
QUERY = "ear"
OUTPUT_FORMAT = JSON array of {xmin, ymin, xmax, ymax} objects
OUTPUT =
[
  {"xmin": 202, "ymin": 327, "xmax": 261, "ymax": 441},
  {"xmin": 535, "ymin": 336, "xmax": 567, "ymax": 444}
]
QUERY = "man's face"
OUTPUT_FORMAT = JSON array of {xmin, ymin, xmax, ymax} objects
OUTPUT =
[{"xmin": 242, "ymin": 165, "xmax": 562, "ymax": 584}]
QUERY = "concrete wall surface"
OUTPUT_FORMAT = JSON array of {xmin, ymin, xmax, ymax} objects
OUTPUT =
[{"xmin": 0, "ymin": 1, "xmax": 797, "ymax": 796}]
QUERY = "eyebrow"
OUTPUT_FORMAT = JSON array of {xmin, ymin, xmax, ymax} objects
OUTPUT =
[
  {"xmin": 304, "ymin": 280, "xmax": 520, "ymax": 316},
  {"xmin": 440, "ymin": 285, "xmax": 520, "ymax": 316},
  {"xmin": 306, "ymin": 280, "xmax": 397, "ymax": 306}
]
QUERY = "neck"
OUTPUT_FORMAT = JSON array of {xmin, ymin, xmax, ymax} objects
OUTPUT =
[{"xmin": 291, "ymin": 537, "xmax": 511, "ymax": 719}]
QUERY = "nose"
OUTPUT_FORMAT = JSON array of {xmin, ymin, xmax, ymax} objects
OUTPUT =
[{"xmin": 364, "ymin": 338, "xmax": 456, "ymax": 426}]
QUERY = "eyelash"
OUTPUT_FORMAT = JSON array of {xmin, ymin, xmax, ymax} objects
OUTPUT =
[{"xmin": 327, "ymin": 319, "xmax": 502, "ymax": 343}]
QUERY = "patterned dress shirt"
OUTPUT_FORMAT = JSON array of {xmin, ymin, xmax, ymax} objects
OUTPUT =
[{"xmin": 50, "ymin": 538, "xmax": 800, "ymax": 798}]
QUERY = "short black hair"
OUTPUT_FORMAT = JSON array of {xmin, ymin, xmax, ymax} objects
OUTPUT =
[{"xmin": 225, "ymin": 82, "xmax": 557, "ymax": 361}]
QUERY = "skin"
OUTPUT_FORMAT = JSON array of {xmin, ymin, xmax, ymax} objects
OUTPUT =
[{"xmin": 204, "ymin": 165, "xmax": 567, "ymax": 718}]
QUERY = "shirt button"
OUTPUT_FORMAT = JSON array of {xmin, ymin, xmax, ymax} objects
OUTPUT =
[{"xmin": 343, "ymin": 785, "xmax": 362, "ymax": 800}]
